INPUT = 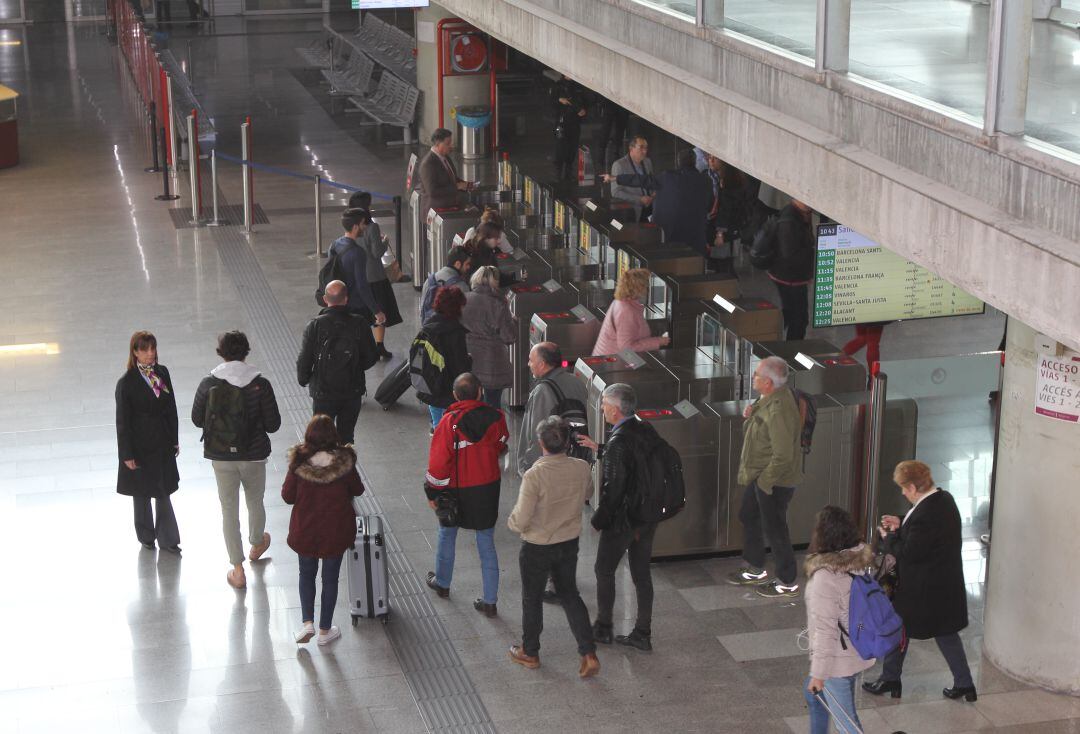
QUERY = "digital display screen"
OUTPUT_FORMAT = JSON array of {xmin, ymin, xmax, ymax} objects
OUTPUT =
[
  {"xmin": 352, "ymin": 0, "xmax": 429, "ymax": 9},
  {"xmin": 813, "ymin": 224, "xmax": 983, "ymax": 328}
]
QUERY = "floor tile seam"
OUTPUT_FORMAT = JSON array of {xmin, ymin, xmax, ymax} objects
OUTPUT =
[{"xmin": 207, "ymin": 222, "xmax": 495, "ymax": 732}]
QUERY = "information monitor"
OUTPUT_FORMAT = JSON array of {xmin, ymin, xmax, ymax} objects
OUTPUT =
[{"xmin": 813, "ymin": 224, "xmax": 983, "ymax": 328}]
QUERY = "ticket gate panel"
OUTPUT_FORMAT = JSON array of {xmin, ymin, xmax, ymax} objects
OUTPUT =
[
  {"xmin": 509, "ymin": 226, "xmax": 567, "ymax": 252},
  {"xmin": 616, "ymin": 244, "xmax": 706, "ymax": 279},
  {"xmin": 570, "ymin": 279, "xmax": 616, "ymax": 311},
  {"xmin": 409, "ymin": 189, "xmax": 425, "ymax": 290},
  {"xmin": 494, "ymin": 248, "xmax": 541, "ymax": 287},
  {"xmin": 658, "ymin": 273, "xmax": 740, "ymax": 348},
  {"xmin": 493, "ymin": 201, "xmax": 540, "ymax": 230},
  {"xmin": 427, "ymin": 208, "xmax": 477, "ymax": 276},
  {"xmin": 529, "ymin": 305, "xmax": 602, "ymax": 370},
  {"xmin": 703, "ymin": 296, "xmax": 785, "ymax": 344},
  {"xmin": 506, "ymin": 281, "xmax": 577, "ymax": 408},
  {"xmin": 641, "ymin": 402, "xmax": 723, "ymax": 558},
  {"xmin": 755, "ymin": 340, "xmax": 867, "ymax": 394},
  {"xmin": 527, "ymin": 248, "xmax": 603, "ymax": 285}
]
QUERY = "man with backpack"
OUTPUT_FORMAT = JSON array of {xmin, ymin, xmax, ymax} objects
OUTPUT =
[
  {"xmin": 324, "ymin": 208, "xmax": 386, "ymax": 327},
  {"xmin": 296, "ymin": 280, "xmax": 379, "ymax": 445},
  {"xmin": 576, "ymin": 383, "xmax": 660, "ymax": 652},
  {"xmin": 418, "ymin": 245, "xmax": 471, "ymax": 324},
  {"xmin": 726, "ymin": 356, "xmax": 804, "ymax": 598},
  {"xmin": 516, "ymin": 342, "xmax": 590, "ymax": 477},
  {"xmin": 192, "ymin": 331, "xmax": 282, "ymax": 589}
]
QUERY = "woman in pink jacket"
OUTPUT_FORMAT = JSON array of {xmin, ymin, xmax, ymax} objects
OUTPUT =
[{"xmin": 591, "ymin": 268, "xmax": 670, "ymax": 355}]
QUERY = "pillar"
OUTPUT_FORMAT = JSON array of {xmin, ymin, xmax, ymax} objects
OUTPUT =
[
  {"xmin": 417, "ymin": 3, "xmax": 491, "ymax": 143},
  {"xmin": 983, "ymin": 318, "xmax": 1080, "ymax": 695}
]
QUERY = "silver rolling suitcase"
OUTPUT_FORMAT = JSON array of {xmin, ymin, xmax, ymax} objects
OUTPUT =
[{"xmin": 347, "ymin": 512, "xmax": 391, "ymax": 625}]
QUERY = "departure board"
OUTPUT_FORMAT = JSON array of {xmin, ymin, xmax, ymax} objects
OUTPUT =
[{"xmin": 813, "ymin": 225, "xmax": 983, "ymax": 328}]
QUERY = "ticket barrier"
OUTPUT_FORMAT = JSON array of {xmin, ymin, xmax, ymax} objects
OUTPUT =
[
  {"xmin": 494, "ymin": 248, "xmax": 539, "ymax": 287},
  {"xmin": 703, "ymin": 295, "xmax": 785, "ymax": 344},
  {"xmin": 509, "ymin": 226, "xmax": 568, "ymax": 252},
  {"xmin": 427, "ymin": 207, "xmax": 478, "ymax": 275},
  {"xmin": 658, "ymin": 272, "xmax": 740, "ymax": 348},
  {"xmin": 493, "ymin": 201, "xmax": 541, "ymax": 230},
  {"xmin": 526, "ymin": 247, "xmax": 604, "ymax": 285},
  {"xmin": 506, "ymin": 280, "xmax": 577, "ymax": 407},
  {"xmin": 578, "ymin": 217, "xmax": 663, "ymax": 280},
  {"xmin": 529, "ymin": 306, "xmax": 603, "ymax": 376},
  {"xmin": 569, "ymin": 279, "xmax": 616, "ymax": 312},
  {"xmin": 754, "ymin": 339, "xmax": 867, "ymax": 394},
  {"xmin": 615, "ymin": 243, "xmax": 707, "ymax": 279},
  {"xmin": 409, "ymin": 189, "xmax": 425, "ymax": 290}
]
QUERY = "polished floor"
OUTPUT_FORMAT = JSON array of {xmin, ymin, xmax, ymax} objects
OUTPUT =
[
  {"xmin": 649, "ymin": 0, "xmax": 1080, "ymax": 156},
  {"xmin": 1, "ymin": 16, "xmax": 1079, "ymax": 734}
]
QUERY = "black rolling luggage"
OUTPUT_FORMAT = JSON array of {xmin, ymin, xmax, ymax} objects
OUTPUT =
[{"xmin": 374, "ymin": 358, "xmax": 410, "ymax": 410}]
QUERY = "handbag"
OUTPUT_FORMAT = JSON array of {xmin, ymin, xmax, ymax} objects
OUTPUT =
[{"xmin": 434, "ymin": 492, "xmax": 459, "ymax": 528}]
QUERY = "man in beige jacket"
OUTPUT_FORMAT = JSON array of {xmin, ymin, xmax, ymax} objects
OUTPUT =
[{"xmin": 506, "ymin": 416, "xmax": 600, "ymax": 679}]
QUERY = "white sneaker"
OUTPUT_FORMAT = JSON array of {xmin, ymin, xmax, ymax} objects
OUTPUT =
[
  {"xmin": 317, "ymin": 626, "xmax": 341, "ymax": 646},
  {"xmin": 295, "ymin": 624, "xmax": 315, "ymax": 644}
]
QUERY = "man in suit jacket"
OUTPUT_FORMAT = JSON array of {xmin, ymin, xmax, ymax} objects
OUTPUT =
[
  {"xmin": 418, "ymin": 128, "xmax": 470, "ymax": 217},
  {"xmin": 651, "ymin": 148, "xmax": 713, "ymax": 254},
  {"xmin": 603, "ymin": 136, "xmax": 655, "ymax": 222}
]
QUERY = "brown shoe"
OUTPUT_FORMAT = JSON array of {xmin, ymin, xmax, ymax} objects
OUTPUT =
[
  {"xmin": 508, "ymin": 645, "xmax": 540, "ymax": 669},
  {"xmin": 226, "ymin": 568, "xmax": 246, "ymax": 589},
  {"xmin": 473, "ymin": 599, "xmax": 497, "ymax": 618},
  {"xmin": 249, "ymin": 532, "xmax": 271, "ymax": 561},
  {"xmin": 579, "ymin": 652, "xmax": 600, "ymax": 678},
  {"xmin": 426, "ymin": 572, "xmax": 449, "ymax": 598}
]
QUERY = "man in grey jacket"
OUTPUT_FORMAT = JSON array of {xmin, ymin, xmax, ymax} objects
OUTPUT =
[
  {"xmin": 603, "ymin": 136, "xmax": 655, "ymax": 222},
  {"xmin": 516, "ymin": 342, "xmax": 587, "ymax": 477}
]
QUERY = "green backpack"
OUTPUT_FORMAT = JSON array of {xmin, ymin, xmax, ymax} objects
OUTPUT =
[{"xmin": 203, "ymin": 378, "xmax": 248, "ymax": 456}]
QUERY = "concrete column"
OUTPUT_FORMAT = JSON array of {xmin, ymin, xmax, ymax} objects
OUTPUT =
[
  {"xmin": 983, "ymin": 0, "xmax": 1032, "ymax": 136},
  {"xmin": 983, "ymin": 318, "xmax": 1080, "ymax": 695},
  {"xmin": 418, "ymin": 3, "xmax": 491, "ymax": 143},
  {"xmin": 815, "ymin": 0, "xmax": 851, "ymax": 73}
]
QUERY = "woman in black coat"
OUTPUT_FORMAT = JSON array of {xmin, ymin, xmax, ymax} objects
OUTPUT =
[
  {"xmin": 863, "ymin": 460, "xmax": 976, "ymax": 702},
  {"xmin": 415, "ymin": 287, "xmax": 472, "ymax": 431},
  {"xmin": 116, "ymin": 331, "xmax": 181, "ymax": 553}
]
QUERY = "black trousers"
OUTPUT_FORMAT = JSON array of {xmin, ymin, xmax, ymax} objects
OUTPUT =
[
  {"xmin": 312, "ymin": 396, "xmax": 363, "ymax": 445},
  {"xmin": 553, "ymin": 131, "xmax": 581, "ymax": 181},
  {"xmin": 594, "ymin": 107, "xmax": 627, "ymax": 171},
  {"xmin": 775, "ymin": 282, "xmax": 809, "ymax": 341},
  {"xmin": 739, "ymin": 481, "xmax": 797, "ymax": 585},
  {"xmin": 594, "ymin": 522, "xmax": 657, "ymax": 634},
  {"xmin": 133, "ymin": 494, "xmax": 181, "ymax": 548},
  {"xmin": 881, "ymin": 632, "xmax": 974, "ymax": 688},
  {"xmin": 520, "ymin": 538, "xmax": 595, "ymax": 657}
]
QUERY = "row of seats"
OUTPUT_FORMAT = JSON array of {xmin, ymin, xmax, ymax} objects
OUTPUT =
[
  {"xmin": 352, "ymin": 12, "xmax": 417, "ymax": 85},
  {"xmin": 323, "ymin": 49, "xmax": 376, "ymax": 97},
  {"xmin": 347, "ymin": 72, "xmax": 420, "ymax": 131}
]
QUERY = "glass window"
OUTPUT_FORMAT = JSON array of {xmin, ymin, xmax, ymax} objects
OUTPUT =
[
  {"xmin": 715, "ymin": 0, "xmax": 818, "ymax": 60},
  {"xmin": 847, "ymin": 0, "xmax": 987, "ymax": 123},
  {"xmin": 1024, "ymin": 19, "xmax": 1080, "ymax": 155},
  {"xmin": 244, "ymin": 0, "xmax": 320, "ymax": 10},
  {"xmin": 630, "ymin": 0, "xmax": 695, "ymax": 21}
]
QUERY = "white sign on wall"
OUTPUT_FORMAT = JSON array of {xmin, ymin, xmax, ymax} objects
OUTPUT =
[{"xmin": 1034, "ymin": 353, "xmax": 1080, "ymax": 423}]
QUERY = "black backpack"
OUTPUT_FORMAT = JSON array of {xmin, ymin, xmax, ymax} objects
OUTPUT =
[
  {"xmin": 409, "ymin": 327, "xmax": 453, "ymax": 401},
  {"xmin": 314, "ymin": 316, "xmax": 375, "ymax": 398},
  {"xmin": 419, "ymin": 269, "xmax": 464, "ymax": 323},
  {"xmin": 539, "ymin": 376, "xmax": 593, "ymax": 464},
  {"xmin": 749, "ymin": 215, "xmax": 779, "ymax": 269},
  {"xmin": 203, "ymin": 378, "xmax": 248, "ymax": 456},
  {"xmin": 316, "ymin": 245, "xmax": 351, "ymax": 307},
  {"xmin": 630, "ymin": 425, "xmax": 686, "ymax": 524},
  {"xmin": 792, "ymin": 388, "xmax": 818, "ymax": 455}
]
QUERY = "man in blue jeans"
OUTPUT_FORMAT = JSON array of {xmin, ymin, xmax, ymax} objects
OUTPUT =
[
  {"xmin": 726, "ymin": 356, "xmax": 804, "ymax": 598},
  {"xmin": 423, "ymin": 373, "xmax": 509, "ymax": 617}
]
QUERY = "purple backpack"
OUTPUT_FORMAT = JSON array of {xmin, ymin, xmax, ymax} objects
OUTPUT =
[{"xmin": 839, "ymin": 573, "xmax": 904, "ymax": 660}]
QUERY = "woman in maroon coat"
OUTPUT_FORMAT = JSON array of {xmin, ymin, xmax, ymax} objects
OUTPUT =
[{"xmin": 282, "ymin": 415, "xmax": 365, "ymax": 646}]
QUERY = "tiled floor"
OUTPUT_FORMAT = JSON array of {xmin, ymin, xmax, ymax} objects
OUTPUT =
[{"xmin": 1, "ymin": 15, "xmax": 1078, "ymax": 734}]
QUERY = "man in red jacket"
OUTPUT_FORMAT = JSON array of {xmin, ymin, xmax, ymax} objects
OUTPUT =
[{"xmin": 424, "ymin": 372, "xmax": 510, "ymax": 618}]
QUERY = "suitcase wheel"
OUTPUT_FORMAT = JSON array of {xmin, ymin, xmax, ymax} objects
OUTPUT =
[
  {"xmin": 351, "ymin": 615, "xmax": 358, "ymax": 627},
  {"xmin": 382, "ymin": 406, "xmax": 391, "ymax": 411},
  {"xmin": 381, "ymin": 613, "xmax": 390, "ymax": 624}
]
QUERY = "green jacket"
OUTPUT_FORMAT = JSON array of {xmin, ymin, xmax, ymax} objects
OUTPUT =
[{"xmin": 737, "ymin": 387, "xmax": 803, "ymax": 494}]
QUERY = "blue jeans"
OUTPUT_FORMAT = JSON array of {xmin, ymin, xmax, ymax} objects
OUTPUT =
[
  {"xmin": 429, "ymin": 405, "xmax": 446, "ymax": 429},
  {"xmin": 298, "ymin": 553, "xmax": 344, "ymax": 631},
  {"xmin": 435, "ymin": 525, "xmax": 499, "ymax": 604},
  {"xmin": 804, "ymin": 675, "xmax": 862, "ymax": 734}
]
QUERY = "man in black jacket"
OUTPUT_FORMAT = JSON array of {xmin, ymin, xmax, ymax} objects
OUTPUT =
[
  {"xmin": 651, "ymin": 148, "xmax": 713, "ymax": 255},
  {"xmin": 550, "ymin": 74, "xmax": 587, "ymax": 181},
  {"xmin": 767, "ymin": 199, "xmax": 815, "ymax": 341},
  {"xmin": 296, "ymin": 280, "xmax": 379, "ymax": 445},
  {"xmin": 577, "ymin": 382, "xmax": 658, "ymax": 652},
  {"xmin": 192, "ymin": 331, "xmax": 282, "ymax": 590}
]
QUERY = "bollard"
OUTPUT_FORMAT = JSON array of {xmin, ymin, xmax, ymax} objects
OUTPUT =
[
  {"xmin": 241, "ymin": 121, "xmax": 252, "ymax": 232},
  {"xmin": 166, "ymin": 74, "xmax": 179, "ymax": 175},
  {"xmin": 145, "ymin": 105, "xmax": 161, "ymax": 173},
  {"xmin": 155, "ymin": 126, "xmax": 180, "ymax": 201},
  {"xmin": 207, "ymin": 150, "xmax": 222, "ymax": 225},
  {"xmin": 392, "ymin": 195, "xmax": 405, "ymax": 274},
  {"xmin": 314, "ymin": 176, "xmax": 324, "ymax": 258},
  {"xmin": 187, "ymin": 113, "xmax": 201, "ymax": 224}
]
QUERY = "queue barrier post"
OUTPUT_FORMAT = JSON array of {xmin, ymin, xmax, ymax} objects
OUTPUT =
[
  {"xmin": 208, "ymin": 150, "xmax": 223, "ymax": 225},
  {"xmin": 155, "ymin": 125, "xmax": 180, "ymax": 202},
  {"xmin": 314, "ymin": 175, "xmax": 324, "ymax": 259},
  {"xmin": 241, "ymin": 121, "xmax": 252, "ymax": 232},
  {"xmin": 188, "ymin": 113, "xmax": 202, "ymax": 224},
  {"xmin": 145, "ymin": 105, "xmax": 161, "ymax": 173}
]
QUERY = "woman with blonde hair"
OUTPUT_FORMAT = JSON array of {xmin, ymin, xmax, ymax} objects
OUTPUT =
[
  {"xmin": 862, "ymin": 460, "xmax": 976, "ymax": 702},
  {"xmin": 591, "ymin": 267, "xmax": 670, "ymax": 355},
  {"xmin": 115, "ymin": 330, "xmax": 181, "ymax": 553},
  {"xmin": 461, "ymin": 265, "xmax": 517, "ymax": 409}
]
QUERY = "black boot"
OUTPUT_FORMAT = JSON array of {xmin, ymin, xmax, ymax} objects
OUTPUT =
[
  {"xmin": 376, "ymin": 342, "xmax": 393, "ymax": 360},
  {"xmin": 942, "ymin": 685, "xmax": 977, "ymax": 702},
  {"xmin": 615, "ymin": 628, "xmax": 652, "ymax": 652},
  {"xmin": 862, "ymin": 679, "xmax": 902, "ymax": 698},
  {"xmin": 592, "ymin": 621, "xmax": 613, "ymax": 645}
]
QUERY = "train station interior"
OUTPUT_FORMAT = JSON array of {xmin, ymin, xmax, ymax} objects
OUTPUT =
[{"xmin": 0, "ymin": 0, "xmax": 1078, "ymax": 732}]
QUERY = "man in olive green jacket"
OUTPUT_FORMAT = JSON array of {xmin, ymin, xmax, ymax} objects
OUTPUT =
[{"xmin": 728, "ymin": 356, "xmax": 804, "ymax": 598}]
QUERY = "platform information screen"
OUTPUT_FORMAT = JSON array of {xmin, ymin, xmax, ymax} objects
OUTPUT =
[
  {"xmin": 813, "ymin": 224, "xmax": 983, "ymax": 328},
  {"xmin": 352, "ymin": 0, "xmax": 429, "ymax": 8}
]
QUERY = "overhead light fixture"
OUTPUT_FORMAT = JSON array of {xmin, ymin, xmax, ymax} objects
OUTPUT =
[
  {"xmin": 0, "ymin": 343, "xmax": 61, "ymax": 356},
  {"xmin": 0, "ymin": 41, "xmax": 22, "ymax": 47}
]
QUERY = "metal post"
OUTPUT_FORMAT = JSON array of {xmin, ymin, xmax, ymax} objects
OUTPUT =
[
  {"xmin": 241, "ymin": 121, "xmax": 252, "ymax": 232},
  {"xmin": 815, "ymin": 0, "xmax": 851, "ymax": 73},
  {"xmin": 861, "ymin": 372, "xmax": 887, "ymax": 542},
  {"xmin": 186, "ymin": 39, "xmax": 195, "ymax": 94},
  {"xmin": 393, "ymin": 195, "xmax": 404, "ymax": 269},
  {"xmin": 314, "ymin": 176, "xmax": 324, "ymax": 258},
  {"xmin": 983, "ymin": 0, "xmax": 1033, "ymax": 136},
  {"xmin": 145, "ymin": 105, "xmax": 160, "ymax": 172},
  {"xmin": 156, "ymin": 126, "xmax": 180, "ymax": 201},
  {"xmin": 166, "ymin": 74, "xmax": 179, "ymax": 175},
  {"xmin": 187, "ymin": 114, "xmax": 201, "ymax": 224},
  {"xmin": 208, "ymin": 150, "xmax": 222, "ymax": 225}
]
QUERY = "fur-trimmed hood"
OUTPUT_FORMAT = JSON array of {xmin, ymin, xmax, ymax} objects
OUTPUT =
[
  {"xmin": 287, "ymin": 447, "xmax": 357, "ymax": 484},
  {"xmin": 804, "ymin": 543, "xmax": 873, "ymax": 578}
]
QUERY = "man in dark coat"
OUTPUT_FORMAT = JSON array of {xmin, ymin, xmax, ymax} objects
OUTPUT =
[
  {"xmin": 296, "ymin": 280, "xmax": 379, "ymax": 445},
  {"xmin": 423, "ymin": 373, "xmax": 510, "ymax": 618},
  {"xmin": 116, "ymin": 332, "xmax": 181, "ymax": 553},
  {"xmin": 863, "ymin": 460, "xmax": 976, "ymax": 702},
  {"xmin": 651, "ymin": 148, "xmax": 714, "ymax": 255},
  {"xmin": 418, "ymin": 128, "xmax": 470, "ymax": 218},
  {"xmin": 550, "ymin": 74, "xmax": 587, "ymax": 181},
  {"xmin": 767, "ymin": 199, "xmax": 815, "ymax": 341},
  {"xmin": 192, "ymin": 331, "xmax": 282, "ymax": 590}
]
